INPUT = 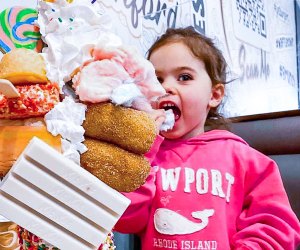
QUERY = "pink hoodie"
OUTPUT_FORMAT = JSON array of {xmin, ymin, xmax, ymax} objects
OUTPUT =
[{"xmin": 115, "ymin": 130, "xmax": 300, "ymax": 250}]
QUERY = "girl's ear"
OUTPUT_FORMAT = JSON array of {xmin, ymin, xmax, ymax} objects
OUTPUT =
[{"xmin": 209, "ymin": 83, "xmax": 225, "ymax": 108}]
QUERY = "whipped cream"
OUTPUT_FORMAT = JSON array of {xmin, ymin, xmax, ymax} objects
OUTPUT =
[
  {"xmin": 37, "ymin": 0, "xmax": 112, "ymax": 88},
  {"xmin": 44, "ymin": 96, "xmax": 87, "ymax": 165}
]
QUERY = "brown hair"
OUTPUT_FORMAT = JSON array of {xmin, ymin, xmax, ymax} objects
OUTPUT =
[{"xmin": 147, "ymin": 27, "xmax": 228, "ymax": 129}]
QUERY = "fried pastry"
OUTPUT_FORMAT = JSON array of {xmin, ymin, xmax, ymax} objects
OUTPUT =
[
  {"xmin": 83, "ymin": 102, "xmax": 156, "ymax": 155},
  {"xmin": 81, "ymin": 138, "xmax": 151, "ymax": 192}
]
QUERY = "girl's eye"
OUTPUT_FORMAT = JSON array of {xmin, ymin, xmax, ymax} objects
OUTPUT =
[{"xmin": 178, "ymin": 74, "xmax": 192, "ymax": 81}]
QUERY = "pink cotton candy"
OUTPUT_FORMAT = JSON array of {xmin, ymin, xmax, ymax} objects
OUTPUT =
[
  {"xmin": 73, "ymin": 59, "xmax": 130, "ymax": 103},
  {"xmin": 92, "ymin": 44, "xmax": 164, "ymax": 99},
  {"xmin": 119, "ymin": 46, "xmax": 165, "ymax": 101},
  {"xmin": 92, "ymin": 46, "xmax": 126, "ymax": 63},
  {"xmin": 73, "ymin": 42, "xmax": 165, "ymax": 107}
]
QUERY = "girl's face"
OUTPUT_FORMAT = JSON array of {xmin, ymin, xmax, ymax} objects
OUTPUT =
[{"xmin": 149, "ymin": 42, "xmax": 224, "ymax": 140}]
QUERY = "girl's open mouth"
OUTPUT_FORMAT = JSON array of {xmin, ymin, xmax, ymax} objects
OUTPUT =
[{"xmin": 159, "ymin": 101, "xmax": 181, "ymax": 121}]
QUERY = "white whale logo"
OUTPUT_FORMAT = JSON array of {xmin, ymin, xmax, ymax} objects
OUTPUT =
[{"xmin": 154, "ymin": 208, "xmax": 214, "ymax": 235}]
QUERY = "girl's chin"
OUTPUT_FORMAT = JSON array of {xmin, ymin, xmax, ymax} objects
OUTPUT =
[
  {"xmin": 160, "ymin": 133, "xmax": 179, "ymax": 140},
  {"xmin": 160, "ymin": 127, "xmax": 181, "ymax": 140}
]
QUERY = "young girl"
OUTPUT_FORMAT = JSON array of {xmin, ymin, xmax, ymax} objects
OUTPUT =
[{"xmin": 114, "ymin": 27, "xmax": 300, "ymax": 250}]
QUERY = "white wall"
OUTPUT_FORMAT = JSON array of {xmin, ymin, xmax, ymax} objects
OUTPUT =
[
  {"xmin": 99, "ymin": 0, "xmax": 299, "ymax": 117},
  {"xmin": 0, "ymin": 0, "xmax": 298, "ymax": 117},
  {"xmin": 0, "ymin": 0, "xmax": 37, "ymax": 9}
]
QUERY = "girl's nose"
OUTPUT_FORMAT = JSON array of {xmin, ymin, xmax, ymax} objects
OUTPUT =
[{"xmin": 162, "ymin": 80, "xmax": 176, "ymax": 94}]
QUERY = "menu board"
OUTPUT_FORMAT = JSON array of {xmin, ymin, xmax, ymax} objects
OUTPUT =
[{"xmin": 0, "ymin": 0, "xmax": 298, "ymax": 117}]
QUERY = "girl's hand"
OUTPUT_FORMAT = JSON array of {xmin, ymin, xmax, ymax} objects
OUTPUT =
[{"xmin": 148, "ymin": 109, "xmax": 166, "ymax": 135}]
